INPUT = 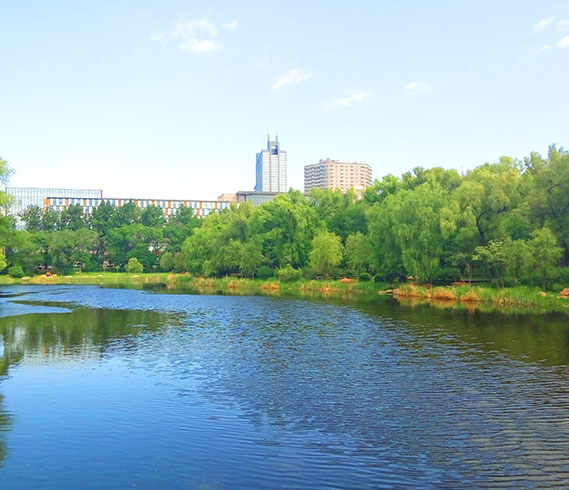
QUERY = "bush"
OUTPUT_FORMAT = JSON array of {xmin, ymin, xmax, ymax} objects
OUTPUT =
[
  {"xmin": 8, "ymin": 265, "xmax": 25, "ymax": 278},
  {"xmin": 256, "ymin": 265, "xmax": 273, "ymax": 279},
  {"xmin": 373, "ymin": 274, "xmax": 384, "ymax": 283},
  {"xmin": 159, "ymin": 251, "xmax": 174, "ymax": 272},
  {"xmin": 432, "ymin": 267, "xmax": 460, "ymax": 286},
  {"xmin": 359, "ymin": 272, "xmax": 371, "ymax": 282},
  {"xmin": 125, "ymin": 257, "xmax": 144, "ymax": 273},
  {"xmin": 276, "ymin": 266, "xmax": 302, "ymax": 282},
  {"xmin": 555, "ymin": 267, "xmax": 569, "ymax": 286}
]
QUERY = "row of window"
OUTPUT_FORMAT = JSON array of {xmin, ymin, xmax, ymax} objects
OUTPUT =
[
  {"xmin": 46, "ymin": 198, "xmax": 231, "ymax": 210},
  {"xmin": 46, "ymin": 205, "xmax": 220, "ymax": 217}
]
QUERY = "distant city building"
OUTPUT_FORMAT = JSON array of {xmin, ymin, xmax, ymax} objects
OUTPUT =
[
  {"xmin": 4, "ymin": 187, "xmax": 233, "ymax": 228},
  {"xmin": 255, "ymin": 135, "xmax": 287, "ymax": 192},
  {"xmin": 5, "ymin": 187, "xmax": 103, "ymax": 226},
  {"xmin": 217, "ymin": 193, "xmax": 238, "ymax": 203},
  {"xmin": 236, "ymin": 190, "xmax": 282, "ymax": 206},
  {"xmin": 304, "ymin": 159, "xmax": 372, "ymax": 195},
  {"xmin": 45, "ymin": 196, "xmax": 231, "ymax": 218}
]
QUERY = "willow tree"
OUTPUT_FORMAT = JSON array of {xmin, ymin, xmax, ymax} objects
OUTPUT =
[
  {"xmin": 309, "ymin": 230, "xmax": 343, "ymax": 278},
  {"xmin": 525, "ymin": 145, "xmax": 569, "ymax": 264},
  {"xmin": 0, "ymin": 156, "xmax": 14, "ymax": 270}
]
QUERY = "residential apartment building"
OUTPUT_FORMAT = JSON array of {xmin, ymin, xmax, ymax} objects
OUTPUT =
[
  {"xmin": 304, "ymin": 159, "xmax": 372, "ymax": 195},
  {"xmin": 255, "ymin": 135, "xmax": 287, "ymax": 192}
]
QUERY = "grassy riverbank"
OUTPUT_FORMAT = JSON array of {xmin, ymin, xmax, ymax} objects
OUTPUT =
[
  {"xmin": 1, "ymin": 272, "xmax": 568, "ymax": 314},
  {"xmin": 0, "ymin": 272, "xmax": 385, "ymax": 295},
  {"xmin": 392, "ymin": 284, "xmax": 569, "ymax": 314}
]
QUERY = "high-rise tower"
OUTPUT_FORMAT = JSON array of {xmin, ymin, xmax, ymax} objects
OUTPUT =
[{"xmin": 255, "ymin": 134, "xmax": 287, "ymax": 192}]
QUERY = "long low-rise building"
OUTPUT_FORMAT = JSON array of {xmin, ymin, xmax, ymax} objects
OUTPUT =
[
  {"xmin": 44, "ymin": 196, "xmax": 231, "ymax": 217},
  {"xmin": 5, "ymin": 187, "xmax": 233, "ymax": 227}
]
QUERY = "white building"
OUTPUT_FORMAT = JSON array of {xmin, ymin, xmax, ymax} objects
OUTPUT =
[
  {"xmin": 255, "ymin": 135, "xmax": 287, "ymax": 192},
  {"xmin": 304, "ymin": 159, "xmax": 372, "ymax": 196}
]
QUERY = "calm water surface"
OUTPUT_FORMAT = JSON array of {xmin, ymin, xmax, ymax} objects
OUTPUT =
[{"xmin": 0, "ymin": 285, "xmax": 568, "ymax": 489}]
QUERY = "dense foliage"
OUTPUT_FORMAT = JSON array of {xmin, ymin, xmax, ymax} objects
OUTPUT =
[{"xmin": 2, "ymin": 145, "xmax": 569, "ymax": 289}]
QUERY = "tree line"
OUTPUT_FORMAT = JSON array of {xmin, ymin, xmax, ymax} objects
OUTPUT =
[{"xmin": 1, "ymin": 145, "xmax": 568, "ymax": 289}]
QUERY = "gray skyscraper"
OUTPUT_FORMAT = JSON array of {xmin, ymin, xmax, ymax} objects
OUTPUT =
[{"xmin": 255, "ymin": 135, "xmax": 287, "ymax": 192}]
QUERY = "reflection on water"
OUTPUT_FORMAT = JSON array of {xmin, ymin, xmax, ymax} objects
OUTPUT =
[{"xmin": 0, "ymin": 285, "xmax": 568, "ymax": 488}]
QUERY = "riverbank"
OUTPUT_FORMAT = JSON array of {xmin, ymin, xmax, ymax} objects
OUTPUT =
[
  {"xmin": 1, "ymin": 272, "xmax": 568, "ymax": 314},
  {"xmin": 0, "ymin": 272, "xmax": 383, "ymax": 296}
]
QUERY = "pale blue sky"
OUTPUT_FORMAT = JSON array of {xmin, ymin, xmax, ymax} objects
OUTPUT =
[{"xmin": 1, "ymin": 1, "xmax": 568, "ymax": 200}]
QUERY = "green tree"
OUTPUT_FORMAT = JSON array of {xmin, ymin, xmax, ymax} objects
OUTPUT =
[
  {"xmin": 371, "ymin": 180, "xmax": 457, "ymax": 282},
  {"xmin": 172, "ymin": 252, "xmax": 185, "ymax": 273},
  {"xmin": 48, "ymin": 229, "xmax": 98, "ymax": 274},
  {"xmin": 529, "ymin": 227, "xmax": 563, "ymax": 290},
  {"xmin": 525, "ymin": 145, "xmax": 569, "ymax": 264},
  {"xmin": 505, "ymin": 239, "xmax": 532, "ymax": 286},
  {"xmin": 309, "ymin": 231, "xmax": 343, "ymax": 278},
  {"xmin": 59, "ymin": 203, "xmax": 86, "ymax": 231},
  {"xmin": 164, "ymin": 205, "xmax": 201, "ymax": 253},
  {"xmin": 42, "ymin": 208, "xmax": 59, "ymax": 232},
  {"xmin": 19, "ymin": 205, "xmax": 43, "ymax": 232},
  {"xmin": 249, "ymin": 190, "xmax": 318, "ymax": 269},
  {"xmin": 345, "ymin": 232, "xmax": 374, "ymax": 274},
  {"xmin": 107, "ymin": 224, "xmax": 163, "ymax": 271},
  {"xmin": 5, "ymin": 230, "xmax": 45, "ymax": 275},
  {"xmin": 141, "ymin": 205, "xmax": 166, "ymax": 228},
  {"xmin": 125, "ymin": 257, "xmax": 144, "ymax": 273},
  {"xmin": 473, "ymin": 241, "xmax": 508, "ymax": 288},
  {"xmin": 0, "ymin": 156, "xmax": 14, "ymax": 269},
  {"xmin": 455, "ymin": 159, "xmax": 522, "ymax": 246},
  {"xmin": 112, "ymin": 201, "xmax": 141, "ymax": 227},
  {"xmin": 159, "ymin": 251, "xmax": 174, "ymax": 272},
  {"xmin": 239, "ymin": 237, "xmax": 264, "ymax": 278}
]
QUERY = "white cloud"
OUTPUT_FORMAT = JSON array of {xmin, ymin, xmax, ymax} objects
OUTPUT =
[
  {"xmin": 538, "ymin": 45, "xmax": 552, "ymax": 52},
  {"xmin": 560, "ymin": 35, "xmax": 569, "ymax": 47},
  {"xmin": 533, "ymin": 16, "xmax": 556, "ymax": 33},
  {"xmin": 403, "ymin": 81, "xmax": 431, "ymax": 96},
  {"xmin": 325, "ymin": 91, "xmax": 373, "ymax": 109},
  {"xmin": 254, "ymin": 56, "xmax": 268, "ymax": 68},
  {"xmin": 223, "ymin": 20, "xmax": 239, "ymax": 31},
  {"xmin": 179, "ymin": 39, "xmax": 220, "ymax": 53},
  {"xmin": 173, "ymin": 19, "xmax": 217, "ymax": 38},
  {"xmin": 271, "ymin": 69, "xmax": 311, "ymax": 92},
  {"xmin": 557, "ymin": 19, "xmax": 569, "ymax": 30},
  {"xmin": 152, "ymin": 18, "xmax": 222, "ymax": 54}
]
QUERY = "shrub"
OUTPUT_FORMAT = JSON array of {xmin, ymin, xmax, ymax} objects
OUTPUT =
[
  {"xmin": 125, "ymin": 257, "xmax": 144, "ymax": 273},
  {"xmin": 8, "ymin": 265, "xmax": 25, "ymax": 278},
  {"xmin": 359, "ymin": 272, "xmax": 371, "ymax": 282},
  {"xmin": 433, "ymin": 267, "xmax": 460, "ymax": 286},
  {"xmin": 276, "ymin": 266, "xmax": 302, "ymax": 282},
  {"xmin": 159, "ymin": 251, "xmax": 174, "ymax": 272},
  {"xmin": 555, "ymin": 267, "xmax": 569, "ymax": 286},
  {"xmin": 373, "ymin": 274, "xmax": 384, "ymax": 283},
  {"xmin": 256, "ymin": 265, "xmax": 273, "ymax": 279}
]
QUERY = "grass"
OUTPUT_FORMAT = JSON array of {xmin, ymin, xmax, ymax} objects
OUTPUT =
[{"xmin": 392, "ymin": 283, "xmax": 569, "ymax": 313}]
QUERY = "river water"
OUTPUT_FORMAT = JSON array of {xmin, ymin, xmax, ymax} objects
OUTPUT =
[{"xmin": 0, "ymin": 285, "xmax": 568, "ymax": 488}]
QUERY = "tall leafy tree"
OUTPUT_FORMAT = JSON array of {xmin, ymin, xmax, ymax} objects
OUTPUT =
[
  {"xmin": 309, "ymin": 231, "xmax": 343, "ymax": 278},
  {"xmin": 525, "ymin": 145, "xmax": 569, "ymax": 264},
  {"xmin": 19, "ymin": 205, "xmax": 43, "ymax": 232},
  {"xmin": 141, "ymin": 205, "xmax": 166, "ymax": 228},
  {"xmin": 344, "ymin": 232, "xmax": 374, "ymax": 274},
  {"xmin": 59, "ymin": 203, "xmax": 86, "ymax": 231},
  {"xmin": 529, "ymin": 227, "xmax": 563, "ymax": 290}
]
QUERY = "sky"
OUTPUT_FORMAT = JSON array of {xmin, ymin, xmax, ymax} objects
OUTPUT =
[{"xmin": 1, "ymin": 0, "xmax": 568, "ymax": 200}]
